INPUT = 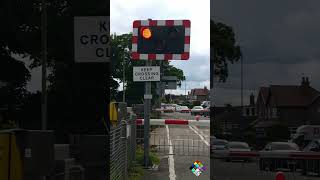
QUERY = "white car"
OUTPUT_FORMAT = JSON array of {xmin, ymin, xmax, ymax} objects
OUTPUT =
[
  {"xmin": 191, "ymin": 106, "xmax": 204, "ymax": 116},
  {"xmin": 259, "ymin": 142, "xmax": 300, "ymax": 171},
  {"xmin": 179, "ymin": 106, "xmax": 190, "ymax": 113},
  {"xmin": 225, "ymin": 141, "xmax": 253, "ymax": 162},
  {"xmin": 211, "ymin": 139, "xmax": 229, "ymax": 159}
]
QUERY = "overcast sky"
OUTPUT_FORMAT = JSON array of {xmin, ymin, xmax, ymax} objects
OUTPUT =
[
  {"xmin": 111, "ymin": 0, "xmax": 210, "ymax": 95},
  {"xmin": 212, "ymin": 0, "xmax": 320, "ymax": 106}
]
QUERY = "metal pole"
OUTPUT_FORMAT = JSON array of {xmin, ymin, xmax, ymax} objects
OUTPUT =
[
  {"xmin": 144, "ymin": 60, "xmax": 152, "ymax": 167},
  {"xmin": 241, "ymin": 52, "xmax": 243, "ymax": 108},
  {"xmin": 185, "ymin": 77, "xmax": 187, "ymax": 101},
  {"xmin": 41, "ymin": 0, "xmax": 47, "ymax": 131}
]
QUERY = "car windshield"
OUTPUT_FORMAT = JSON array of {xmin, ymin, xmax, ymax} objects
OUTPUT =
[
  {"xmin": 229, "ymin": 142, "xmax": 249, "ymax": 149},
  {"xmin": 271, "ymin": 143, "xmax": 299, "ymax": 150},
  {"xmin": 212, "ymin": 140, "xmax": 227, "ymax": 146},
  {"xmin": 181, "ymin": 106, "xmax": 188, "ymax": 109}
]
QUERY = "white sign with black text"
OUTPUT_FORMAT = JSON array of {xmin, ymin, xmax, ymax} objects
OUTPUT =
[
  {"xmin": 133, "ymin": 66, "xmax": 160, "ymax": 82},
  {"xmin": 74, "ymin": 16, "xmax": 110, "ymax": 62}
]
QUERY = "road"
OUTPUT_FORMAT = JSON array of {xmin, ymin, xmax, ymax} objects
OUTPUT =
[
  {"xmin": 211, "ymin": 159, "xmax": 319, "ymax": 180},
  {"xmin": 144, "ymin": 112, "xmax": 210, "ymax": 180}
]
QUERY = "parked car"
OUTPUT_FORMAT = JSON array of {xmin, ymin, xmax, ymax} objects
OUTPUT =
[
  {"xmin": 303, "ymin": 139, "xmax": 320, "ymax": 152},
  {"xmin": 163, "ymin": 105, "xmax": 175, "ymax": 113},
  {"xmin": 225, "ymin": 141, "xmax": 253, "ymax": 162},
  {"xmin": 179, "ymin": 106, "xmax": 191, "ymax": 113},
  {"xmin": 211, "ymin": 139, "xmax": 229, "ymax": 159},
  {"xmin": 203, "ymin": 107, "xmax": 210, "ymax": 117},
  {"xmin": 191, "ymin": 106, "xmax": 204, "ymax": 116},
  {"xmin": 259, "ymin": 142, "xmax": 300, "ymax": 171},
  {"xmin": 175, "ymin": 105, "xmax": 182, "ymax": 112}
]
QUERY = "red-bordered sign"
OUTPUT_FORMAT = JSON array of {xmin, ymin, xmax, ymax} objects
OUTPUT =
[{"xmin": 131, "ymin": 19, "xmax": 191, "ymax": 60}]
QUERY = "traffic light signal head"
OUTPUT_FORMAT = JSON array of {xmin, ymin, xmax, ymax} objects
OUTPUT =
[
  {"xmin": 132, "ymin": 20, "xmax": 191, "ymax": 60},
  {"xmin": 141, "ymin": 27, "xmax": 152, "ymax": 39}
]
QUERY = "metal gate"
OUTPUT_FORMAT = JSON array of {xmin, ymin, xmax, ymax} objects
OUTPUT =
[{"xmin": 136, "ymin": 119, "xmax": 210, "ymax": 157}]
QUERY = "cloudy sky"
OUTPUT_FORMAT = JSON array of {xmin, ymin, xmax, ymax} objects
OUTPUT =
[
  {"xmin": 212, "ymin": 0, "xmax": 320, "ymax": 106},
  {"xmin": 111, "ymin": 0, "xmax": 210, "ymax": 95}
]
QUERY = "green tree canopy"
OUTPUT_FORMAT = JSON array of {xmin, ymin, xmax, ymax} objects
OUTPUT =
[{"xmin": 211, "ymin": 20, "xmax": 242, "ymax": 82}]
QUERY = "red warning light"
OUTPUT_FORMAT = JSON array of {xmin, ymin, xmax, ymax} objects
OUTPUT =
[{"xmin": 141, "ymin": 27, "xmax": 152, "ymax": 39}]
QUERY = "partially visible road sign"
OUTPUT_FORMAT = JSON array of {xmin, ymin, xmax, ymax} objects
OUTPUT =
[
  {"xmin": 74, "ymin": 16, "xmax": 110, "ymax": 62},
  {"xmin": 132, "ymin": 19, "xmax": 191, "ymax": 60},
  {"xmin": 133, "ymin": 66, "xmax": 160, "ymax": 82}
]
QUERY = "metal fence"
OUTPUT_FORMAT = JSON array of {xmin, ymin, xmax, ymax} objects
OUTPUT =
[
  {"xmin": 110, "ymin": 111, "xmax": 137, "ymax": 180},
  {"xmin": 136, "ymin": 124, "xmax": 210, "ymax": 157}
]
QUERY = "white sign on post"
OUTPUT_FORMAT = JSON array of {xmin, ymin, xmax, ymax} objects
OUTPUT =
[
  {"xmin": 133, "ymin": 66, "xmax": 160, "ymax": 82},
  {"xmin": 74, "ymin": 16, "xmax": 110, "ymax": 62}
]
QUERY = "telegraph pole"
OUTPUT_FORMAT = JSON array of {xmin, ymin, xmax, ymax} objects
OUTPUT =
[
  {"xmin": 41, "ymin": 0, "xmax": 47, "ymax": 131},
  {"xmin": 241, "ymin": 51, "xmax": 243, "ymax": 108}
]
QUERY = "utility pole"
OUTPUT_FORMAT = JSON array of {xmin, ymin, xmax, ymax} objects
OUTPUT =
[
  {"xmin": 185, "ymin": 77, "xmax": 187, "ymax": 101},
  {"xmin": 41, "ymin": 0, "xmax": 47, "ymax": 131},
  {"xmin": 241, "ymin": 51, "xmax": 243, "ymax": 108}
]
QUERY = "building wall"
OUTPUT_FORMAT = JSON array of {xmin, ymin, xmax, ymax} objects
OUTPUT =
[
  {"xmin": 278, "ymin": 107, "xmax": 308, "ymax": 126},
  {"xmin": 307, "ymin": 97, "xmax": 320, "ymax": 125}
]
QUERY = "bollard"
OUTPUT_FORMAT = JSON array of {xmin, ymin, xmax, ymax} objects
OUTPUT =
[
  {"xmin": 195, "ymin": 115, "xmax": 200, "ymax": 121},
  {"xmin": 275, "ymin": 171, "xmax": 285, "ymax": 180}
]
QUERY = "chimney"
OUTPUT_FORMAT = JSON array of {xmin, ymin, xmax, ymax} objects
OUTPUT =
[
  {"xmin": 301, "ymin": 76, "xmax": 310, "ymax": 87},
  {"xmin": 305, "ymin": 77, "xmax": 310, "ymax": 86},
  {"xmin": 250, "ymin": 93, "xmax": 255, "ymax": 106}
]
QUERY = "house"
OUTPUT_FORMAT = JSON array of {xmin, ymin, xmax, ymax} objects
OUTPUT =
[
  {"xmin": 254, "ymin": 77, "xmax": 320, "ymax": 138},
  {"xmin": 188, "ymin": 86, "xmax": 209, "ymax": 102},
  {"xmin": 213, "ymin": 94, "xmax": 257, "ymax": 139}
]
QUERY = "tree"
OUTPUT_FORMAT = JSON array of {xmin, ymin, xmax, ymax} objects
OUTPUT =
[
  {"xmin": 211, "ymin": 20, "xmax": 242, "ymax": 82},
  {"xmin": 110, "ymin": 33, "xmax": 185, "ymax": 105},
  {"xmin": 1, "ymin": 0, "xmax": 110, "ymax": 140}
]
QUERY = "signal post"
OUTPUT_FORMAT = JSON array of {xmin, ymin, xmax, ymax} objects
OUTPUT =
[{"xmin": 132, "ymin": 19, "xmax": 191, "ymax": 167}]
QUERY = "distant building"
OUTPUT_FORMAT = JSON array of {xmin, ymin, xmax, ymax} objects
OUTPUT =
[
  {"xmin": 253, "ymin": 77, "xmax": 320, "ymax": 138},
  {"xmin": 213, "ymin": 94, "xmax": 257, "ymax": 139},
  {"xmin": 188, "ymin": 86, "xmax": 209, "ymax": 102}
]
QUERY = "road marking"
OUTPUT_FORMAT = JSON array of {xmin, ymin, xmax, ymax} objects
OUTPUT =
[
  {"xmin": 191, "ymin": 125, "xmax": 209, "ymax": 141},
  {"xmin": 189, "ymin": 126, "xmax": 209, "ymax": 146},
  {"xmin": 166, "ymin": 125, "xmax": 176, "ymax": 180}
]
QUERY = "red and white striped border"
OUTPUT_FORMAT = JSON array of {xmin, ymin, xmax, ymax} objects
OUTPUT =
[{"xmin": 131, "ymin": 19, "xmax": 191, "ymax": 60}]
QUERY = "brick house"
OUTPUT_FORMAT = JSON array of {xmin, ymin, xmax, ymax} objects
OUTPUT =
[
  {"xmin": 188, "ymin": 86, "xmax": 209, "ymax": 102},
  {"xmin": 254, "ymin": 77, "xmax": 320, "ymax": 137}
]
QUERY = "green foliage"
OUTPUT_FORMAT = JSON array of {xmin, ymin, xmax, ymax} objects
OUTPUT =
[{"xmin": 211, "ymin": 20, "xmax": 242, "ymax": 82}]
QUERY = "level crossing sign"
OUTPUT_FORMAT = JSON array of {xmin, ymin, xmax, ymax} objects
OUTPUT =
[{"xmin": 131, "ymin": 19, "xmax": 191, "ymax": 60}]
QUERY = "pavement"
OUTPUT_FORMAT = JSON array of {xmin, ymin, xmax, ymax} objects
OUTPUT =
[{"xmin": 143, "ymin": 112, "xmax": 210, "ymax": 180}]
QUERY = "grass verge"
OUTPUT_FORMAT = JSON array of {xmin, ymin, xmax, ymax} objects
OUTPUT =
[{"xmin": 128, "ymin": 145, "xmax": 161, "ymax": 180}]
